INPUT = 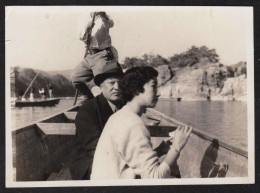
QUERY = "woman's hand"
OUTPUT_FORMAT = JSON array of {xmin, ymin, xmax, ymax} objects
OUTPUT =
[{"xmin": 170, "ymin": 126, "xmax": 193, "ymax": 153}]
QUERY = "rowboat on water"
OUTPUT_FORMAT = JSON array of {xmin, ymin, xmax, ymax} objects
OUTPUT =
[
  {"xmin": 15, "ymin": 98, "xmax": 60, "ymax": 107},
  {"xmin": 160, "ymin": 97, "xmax": 182, "ymax": 102},
  {"xmin": 12, "ymin": 105, "xmax": 248, "ymax": 181},
  {"xmin": 169, "ymin": 85, "xmax": 182, "ymax": 102},
  {"xmin": 11, "ymin": 67, "xmax": 60, "ymax": 108},
  {"xmin": 172, "ymin": 97, "xmax": 182, "ymax": 102}
]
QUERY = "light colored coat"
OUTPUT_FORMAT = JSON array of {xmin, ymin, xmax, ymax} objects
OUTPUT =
[{"xmin": 91, "ymin": 105, "xmax": 171, "ymax": 179}]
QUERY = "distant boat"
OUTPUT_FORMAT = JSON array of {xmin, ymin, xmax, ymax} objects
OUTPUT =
[
  {"xmin": 169, "ymin": 97, "xmax": 182, "ymax": 102},
  {"xmin": 169, "ymin": 85, "xmax": 182, "ymax": 102},
  {"xmin": 12, "ymin": 67, "xmax": 60, "ymax": 107},
  {"xmin": 176, "ymin": 97, "xmax": 182, "ymax": 102},
  {"xmin": 15, "ymin": 98, "xmax": 60, "ymax": 107}
]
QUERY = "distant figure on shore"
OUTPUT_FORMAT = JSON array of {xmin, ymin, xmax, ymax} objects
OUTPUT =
[
  {"xmin": 207, "ymin": 88, "xmax": 211, "ymax": 101},
  {"xmin": 231, "ymin": 85, "xmax": 234, "ymax": 101},
  {"xmin": 208, "ymin": 88, "xmax": 211, "ymax": 97},
  {"xmin": 177, "ymin": 89, "xmax": 181, "ymax": 98}
]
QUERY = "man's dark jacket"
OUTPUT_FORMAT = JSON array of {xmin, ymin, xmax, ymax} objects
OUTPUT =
[{"xmin": 69, "ymin": 94, "xmax": 114, "ymax": 180}]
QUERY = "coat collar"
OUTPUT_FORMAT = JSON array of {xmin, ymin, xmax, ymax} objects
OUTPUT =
[{"xmin": 97, "ymin": 93, "xmax": 111, "ymax": 110}]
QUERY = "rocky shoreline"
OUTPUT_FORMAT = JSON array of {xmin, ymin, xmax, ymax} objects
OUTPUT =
[
  {"xmin": 156, "ymin": 62, "xmax": 247, "ymax": 101},
  {"xmin": 12, "ymin": 58, "xmax": 247, "ymax": 101}
]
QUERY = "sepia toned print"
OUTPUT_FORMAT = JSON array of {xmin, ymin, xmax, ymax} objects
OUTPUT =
[{"xmin": 5, "ymin": 6, "xmax": 254, "ymax": 187}]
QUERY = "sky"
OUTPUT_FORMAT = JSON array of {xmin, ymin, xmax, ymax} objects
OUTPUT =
[{"xmin": 5, "ymin": 6, "xmax": 253, "ymax": 71}]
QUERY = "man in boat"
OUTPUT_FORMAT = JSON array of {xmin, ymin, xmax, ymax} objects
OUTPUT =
[
  {"xmin": 50, "ymin": 84, "xmax": 54, "ymax": 98},
  {"xmin": 18, "ymin": 89, "xmax": 24, "ymax": 100},
  {"xmin": 69, "ymin": 60, "xmax": 123, "ymax": 180}
]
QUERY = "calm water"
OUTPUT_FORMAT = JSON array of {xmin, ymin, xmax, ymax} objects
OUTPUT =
[
  {"xmin": 155, "ymin": 100, "xmax": 247, "ymax": 150},
  {"xmin": 11, "ymin": 99, "xmax": 247, "ymax": 150}
]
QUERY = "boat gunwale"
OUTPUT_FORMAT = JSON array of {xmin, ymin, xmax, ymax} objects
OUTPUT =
[
  {"xmin": 147, "ymin": 108, "xmax": 248, "ymax": 159},
  {"xmin": 12, "ymin": 105, "xmax": 79, "ymax": 135},
  {"xmin": 15, "ymin": 97, "xmax": 60, "ymax": 102},
  {"xmin": 14, "ymin": 98, "xmax": 61, "ymax": 107}
]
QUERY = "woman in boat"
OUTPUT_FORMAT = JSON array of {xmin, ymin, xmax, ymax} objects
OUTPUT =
[{"xmin": 91, "ymin": 66, "xmax": 192, "ymax": 179}]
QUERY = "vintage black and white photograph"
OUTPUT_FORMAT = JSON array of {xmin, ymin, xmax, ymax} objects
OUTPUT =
[{"xmin": 5, "ymin": 6, "xmax": 254, "ymax": 187}]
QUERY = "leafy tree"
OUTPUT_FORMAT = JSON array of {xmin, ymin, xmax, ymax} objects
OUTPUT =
[
  {"xmin": 123, "ymin": 54, "xmax": 169, "ymax": 69},
  {"xmin": 150, "ymin": 54, "xmax": 169, "ymax": 67},
  {"xmin": 123, "ymin": 57, "xmax": 146, "ymax": 69},
  {"xmin": 169, "ymin": 46, "xmax": 219, "ymax": 68},
  {"xmin": 122, "ymin": 46, "xmax": 219, "ymax": 69}
]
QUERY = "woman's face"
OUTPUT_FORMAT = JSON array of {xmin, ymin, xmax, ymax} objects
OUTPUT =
[{"xmin": 139, "ymin": 78, "xmax": 160, "ymax": 108}]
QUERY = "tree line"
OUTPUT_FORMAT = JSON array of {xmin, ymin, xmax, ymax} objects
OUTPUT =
[{"xmin": 122, "ymin": 46, "xmax": 219, "ymax": 69}]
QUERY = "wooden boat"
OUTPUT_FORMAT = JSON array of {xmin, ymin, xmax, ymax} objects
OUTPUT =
[
  {"xmin": 169, "ymin": 85, "xmax": 182, "ymax": 102},
  {"xmin": 175, "ymin": 97, "xmax": 182, "ymax": 102},
  {"xmin": 12, "ymin": 67, "xmax": 60, "ymax": 108},
  {"xmin": 160, "ymin": 97, "xmax": 182, "ymax": 102},
  {"xmin": 15, "ymin": 98, "xmax": 60, "ymax": 107},
  {"xmin": 12, "ymin": 105, "xmax": 247, "ymax": 181}
]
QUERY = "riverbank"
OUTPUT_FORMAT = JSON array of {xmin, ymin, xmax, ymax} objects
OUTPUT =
[{"xmin": 157, "ymin": 63, "xmax": 247, "ymax": 101}]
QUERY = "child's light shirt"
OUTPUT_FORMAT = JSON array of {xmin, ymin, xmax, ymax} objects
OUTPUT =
[{"xmin": 77, "ymin": 13, "xmax": 114, "ymax": 50}]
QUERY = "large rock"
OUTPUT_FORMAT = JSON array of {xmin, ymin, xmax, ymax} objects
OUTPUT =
[
  {"xmin": 158, "ymin": 61, "xmax": 247, "ymax": 101},
  {"xmin": 156, "ymin": 65, "xmax": 173, "ymax": 86},
  {"xmin": 213, "ymin": 74, "xmax": 247, "ymax": 101},
  {"xmin": 232, "ymin": 61, "xmax": 247, "ymax": 77}
]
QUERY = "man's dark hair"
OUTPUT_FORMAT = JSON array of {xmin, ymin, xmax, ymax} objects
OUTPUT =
[{"xmin": 119, "ymin": 66, "xmax": 158, "ymax": 104}]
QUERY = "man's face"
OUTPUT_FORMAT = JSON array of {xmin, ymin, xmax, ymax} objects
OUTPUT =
[{"xmin": 100, "ymin": 76, "xmax": 121, "ymax": 102}]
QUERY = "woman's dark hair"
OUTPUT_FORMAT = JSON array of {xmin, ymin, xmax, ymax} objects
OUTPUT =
[{"xmin": 119, "ymin": 66, "xmax": 158, "ymax": 104}]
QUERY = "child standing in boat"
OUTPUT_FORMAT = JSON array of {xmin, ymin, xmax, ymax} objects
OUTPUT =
[
  {"xmin": 72, "ymin": 11, "xmax": 119, "ymax": 99},
  {"xmin": 38, "ymin": 88, "xmax": 46, "ymax": 99}
]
